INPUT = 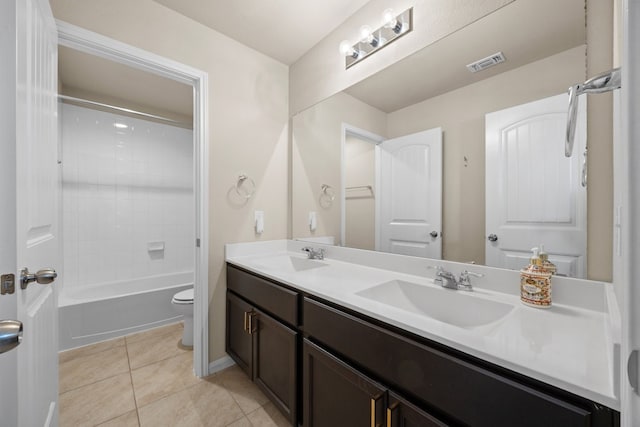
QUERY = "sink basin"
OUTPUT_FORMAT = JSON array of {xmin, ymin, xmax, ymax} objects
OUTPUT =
[
  {"xmin": 356, "ymin": 280, "xmax": 514, "ymax": 328},
  {"xmin": 250, "ymin": 255, "xmax": 328, "ymax": 273}
]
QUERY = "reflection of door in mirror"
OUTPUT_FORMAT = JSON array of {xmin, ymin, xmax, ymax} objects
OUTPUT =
[
  {"xmin": 379, "ymin": 128, "xmax": 443, "ymax": 259},
  {"xmin": 486, "ymin": 94, "xmax": 587, "ymax": 277}
]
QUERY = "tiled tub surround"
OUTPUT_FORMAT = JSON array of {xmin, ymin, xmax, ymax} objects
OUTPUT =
[
  {"xmin": 59, "ymin": 103, "xmax": 195, "ymax": 349},
  {"xmin": 226, "ymin": 240, "xmax": 620, "ymax": 410},
  {"xmin": 60, "ymin": 103, "xmax": 194, "ymax": 290}
]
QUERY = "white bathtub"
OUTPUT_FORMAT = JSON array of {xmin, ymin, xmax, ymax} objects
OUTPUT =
[{"xmin": 58, "ymin": 272, "xmax": 193, "ymax": 351}]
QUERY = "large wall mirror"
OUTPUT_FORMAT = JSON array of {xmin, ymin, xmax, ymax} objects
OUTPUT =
[{"xmin": 292, "ymin": 0, "xmax": 614, "ymax": 281}]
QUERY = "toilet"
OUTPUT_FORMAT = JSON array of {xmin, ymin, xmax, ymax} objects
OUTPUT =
[{"xmin": 171, "ymin": 288, "xmax": 194, "ymax": 347}]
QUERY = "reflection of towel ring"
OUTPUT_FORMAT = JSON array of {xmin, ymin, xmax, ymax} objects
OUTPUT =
[
  {"xmin": 235, "ymin": 174, "xmax": 256, "ymax": 199},
  {"xmin": 319, "ymin": 184, "xmax": 335, "ymax": 208},
  {"xmin": 321, "ymin": 184, "xmax": 335, "ymax": 201}
]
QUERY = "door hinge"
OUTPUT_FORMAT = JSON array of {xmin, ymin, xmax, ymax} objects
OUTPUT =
[
  {"xmin": 1, "ymin": 274, "xmax": 15, "ymax": 295},
  {"xmin": 196, "ymin": 238, "xmax": 201, "ymax": 248}
]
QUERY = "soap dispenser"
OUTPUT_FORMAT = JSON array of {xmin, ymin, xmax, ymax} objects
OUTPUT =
[
  {"xmin": 538, "ymin": 245, "xmax": 557, "ymax": 275},
  {"xmin": 520, "ymin": 247, "xmax": 552, "ymax": 308}
]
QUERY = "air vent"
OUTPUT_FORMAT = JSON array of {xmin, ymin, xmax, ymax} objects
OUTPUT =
[{"xmin": 466, "ymin": 52, "xmax": 506, "ymax": 73}]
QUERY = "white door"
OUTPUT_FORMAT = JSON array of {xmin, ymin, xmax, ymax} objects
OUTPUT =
[
  {"xmin": 0, "ymin": 0, "xmax": 60, "ymax": 426},
  {"xmin": 485, "ymin": 93, "xmax": 587, "ymax": 277},
  {"xmin": 378, "ymin": 128, "xmax": 443, "ymax": 258}
]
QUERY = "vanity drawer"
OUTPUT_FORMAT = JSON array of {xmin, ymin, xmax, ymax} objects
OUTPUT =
[
  {"xmin": 302, "ymin": 297, "xmax": 595, "ymax": 427},
  {"xmin": 227, "ymin": 265, "xmax": 298, "ymax": 327}
]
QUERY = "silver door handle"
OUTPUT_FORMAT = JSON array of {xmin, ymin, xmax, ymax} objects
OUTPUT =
[
  {"xmin": 487, "ymin": 234, "xmax": 498, "ymax": 242},
  {"xmin": 20, "ymin": 267, "xmax": 57, "ymax": 290},
  {"xmin": 0, "ymin": 320, "xmax": 23, "ymax": 354},
  {"xmin": 430, "ymin": 231, "xmax": 439, "ymax": 238}
]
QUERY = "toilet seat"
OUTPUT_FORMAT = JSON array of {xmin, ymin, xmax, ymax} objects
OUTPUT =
[{"xmin": 172, "ymin": 288, "xmax": 194, "ymax": 304}]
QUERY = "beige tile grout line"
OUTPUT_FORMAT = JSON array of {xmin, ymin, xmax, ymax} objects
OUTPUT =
[{"xmin": 124, "ymin": 337, "xmax": 142, "ymax": 427}]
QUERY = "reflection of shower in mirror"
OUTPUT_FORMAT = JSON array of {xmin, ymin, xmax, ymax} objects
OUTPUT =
[{"xmin": 565, "ymin": 67, "xmax": 621, "ymax": 157}]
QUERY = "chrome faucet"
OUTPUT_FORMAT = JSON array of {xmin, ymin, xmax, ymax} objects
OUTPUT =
[
  {"xmin": 430, "ymin": 266, "xmax": 483, "ymax": 291},
  {"xmin": 301, "ymin": 247, "xmax": 325, "ymax": 260}
]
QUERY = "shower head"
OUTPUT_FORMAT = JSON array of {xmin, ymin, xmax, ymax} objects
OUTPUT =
[{"xmin": 565, "ymin": 68, "xmax": 621, "ymax": 157}]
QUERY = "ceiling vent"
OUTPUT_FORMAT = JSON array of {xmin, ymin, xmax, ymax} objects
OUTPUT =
[{"xmin": 466, "ymin": 52, "xmax": 506, "ymax": 73}]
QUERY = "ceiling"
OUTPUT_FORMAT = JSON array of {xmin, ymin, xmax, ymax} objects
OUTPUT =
[
  {"xmin": 152, "ymin": 0, "xmax": 372, "ymax": 65},
  {"xmin": 58, "ymin": 45, "xmax": 194, "ymax": 121}
]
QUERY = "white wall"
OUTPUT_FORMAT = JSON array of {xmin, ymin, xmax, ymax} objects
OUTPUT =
[{"xmin": 61, "ymin": 103, "xmax": 194, "ymax": 290}]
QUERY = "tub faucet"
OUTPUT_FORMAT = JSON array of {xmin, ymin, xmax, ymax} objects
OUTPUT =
[{"xmin": 301, "ymin": 247, "xmax": 325, "ymax": 260}]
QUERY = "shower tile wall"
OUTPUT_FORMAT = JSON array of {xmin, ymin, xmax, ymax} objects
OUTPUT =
[{"xmin": 61, "ymin": 103, "xmax": 194, "ymax": 290}]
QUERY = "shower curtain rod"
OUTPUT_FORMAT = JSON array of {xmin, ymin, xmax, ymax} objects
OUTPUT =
[{"xmin": 58, "ymin": 94, "xmax": 192, "ymax": 127}]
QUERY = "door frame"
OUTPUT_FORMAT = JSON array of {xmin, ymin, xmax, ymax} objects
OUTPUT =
[
  {"xmin": 621, "ymin": 0, "xmax": 640, "ymax": 423},
  {"xmin": 56, "ymin": 21, "xmax": 210, "ymax": 377},
  {"xmin": 340, "ymin": 123, "xmax": 384, "ymax": 249}
]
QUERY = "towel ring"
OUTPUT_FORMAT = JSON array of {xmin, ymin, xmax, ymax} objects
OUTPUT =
[{"xmin": 235, "ymin": 174, "xmax": 256, "ymax": 199}]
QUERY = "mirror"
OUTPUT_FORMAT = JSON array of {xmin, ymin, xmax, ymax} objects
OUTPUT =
[{"xmin": 292, "ymin": 0, "xmax": 614, "ymax": 280}]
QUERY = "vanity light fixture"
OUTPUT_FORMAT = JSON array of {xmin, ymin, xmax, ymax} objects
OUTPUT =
[{"xmin": 340, "ymin": 7, "xmax": 413, "ymax": 69}]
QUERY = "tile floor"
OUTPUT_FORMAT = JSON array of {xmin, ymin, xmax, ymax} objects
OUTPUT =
[{"xmin": 58, "ymin": 322, "xmax": 290, "ymax": 427}]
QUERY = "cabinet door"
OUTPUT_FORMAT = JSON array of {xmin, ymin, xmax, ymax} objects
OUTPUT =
[
  {"xmin": 254, "ymin": 308, "xmax": 298, "ymax": 425},
  {"xmin": 226, "ymin": 291, "xmax": 254, "ymax": 377},
  {"xmin": 387, "ymin": 392, "xmax": 448, "ymax": 427},
  {"xmin": 303, "ymin": 339, "xmax": 386, "ymax": 427}
]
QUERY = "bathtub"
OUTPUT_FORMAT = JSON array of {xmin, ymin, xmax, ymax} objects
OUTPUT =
[{"xmin": 58, "ymin": 272, "xmax": 193, "ymax": 351}]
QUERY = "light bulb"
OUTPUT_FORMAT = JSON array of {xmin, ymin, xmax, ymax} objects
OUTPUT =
[
  {"xmin": 382, "ymin": 8, "xmax": 403, "ymax": 34},
  {"xmin": 359, "ymin": 25, "xmax": 380, "ymax": 47},
  {"xmin": 339, "ymin": 40, "xmax": 357, "ymax": 58},
  {"xmin": 359, "ymin": 25, "xmax": 373, "ymax": 43},
  {"xmin": 382, "ymin": 8, "xmax": 396, "ymax": 27}
]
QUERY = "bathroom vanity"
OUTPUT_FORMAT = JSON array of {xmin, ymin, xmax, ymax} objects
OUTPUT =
[{"xmin": 225, "ymin": 240, "xmax": 620, "ymax": 426}]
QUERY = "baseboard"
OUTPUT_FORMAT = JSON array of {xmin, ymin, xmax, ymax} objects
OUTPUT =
[{"xmin": 208, "ymin": 354, "xmax": 236, "ymax": 375}]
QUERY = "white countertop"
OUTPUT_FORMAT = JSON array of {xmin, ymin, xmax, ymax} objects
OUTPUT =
[{"xmin": 225, "ymin": 240, "xmax": 620, "ymax": 410}]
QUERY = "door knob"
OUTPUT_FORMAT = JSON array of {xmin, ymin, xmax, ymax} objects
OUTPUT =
[
  {"xmin": 0, "ymin": 320, "xmax": 23, "ymax": 354},
  {"xmin": 487, "ymin": 234, "xmax": 498, "ymax": 242},
  {"xmin": 429, "ymin": 231, "xmax": 439, "ymax": 238},
  {"xmin": 20, "ymin": 267, "xmax": 57, "ymax": 290}
]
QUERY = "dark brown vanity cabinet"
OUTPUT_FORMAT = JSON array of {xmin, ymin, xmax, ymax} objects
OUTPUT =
[
  {"xmin": 226, "ymin": 266, "xmax": 298, "ymax": 424},
  {"xmin": 302, "ymin": 339, "xmax": 445, "ymax": 427},
  {"xmin": 302, "ymin": 297, "xmax": 617, "ymax": 427},
  {"xmin": 302, "ymin": 339, "xmax": 387, "ymax": 427}
]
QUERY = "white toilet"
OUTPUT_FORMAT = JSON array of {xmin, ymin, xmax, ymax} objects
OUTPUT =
[{"xmin": 171, "ymin": 288, "xmax": 194, "ymax": 347}]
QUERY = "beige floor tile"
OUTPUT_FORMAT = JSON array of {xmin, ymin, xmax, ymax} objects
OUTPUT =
[
  {"xmin": 246, "ymin": 403, "xmax": 291, "ymax": 427},
  {"xmin": 138, "ymin": 378, "xmax": 245, "ymax": 427},
  {"xmin": 59, "ymin": 337, "xmax": 125, "ymax": 364},
  {"xmin": 226, "ymin": 417, "xmax": 252, "ymax": 427},
  {"xmin": 217, "ymin": 365, "xmax": 269, "ymax": 415},
  {"xmin": 127, "ymin": 324, "xmax": 188, "ymax": 369},
  {"xmin": 59, "ymin": 345, "xmax": 130, "ymax": 393},
  {"xmin": 59, "ymin": 372, "xmax": 136, "ymax": 427},
  {"xmin": 125, "ymin": 322, "xmax": 182, "ymax": 344},
  {"xmin": 97, "ymin": 410, "xmax": 140, "ymax": 427},
  {"xmin": 131, "ymin": 351, "xmax": 200, "ymax": 407}
]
